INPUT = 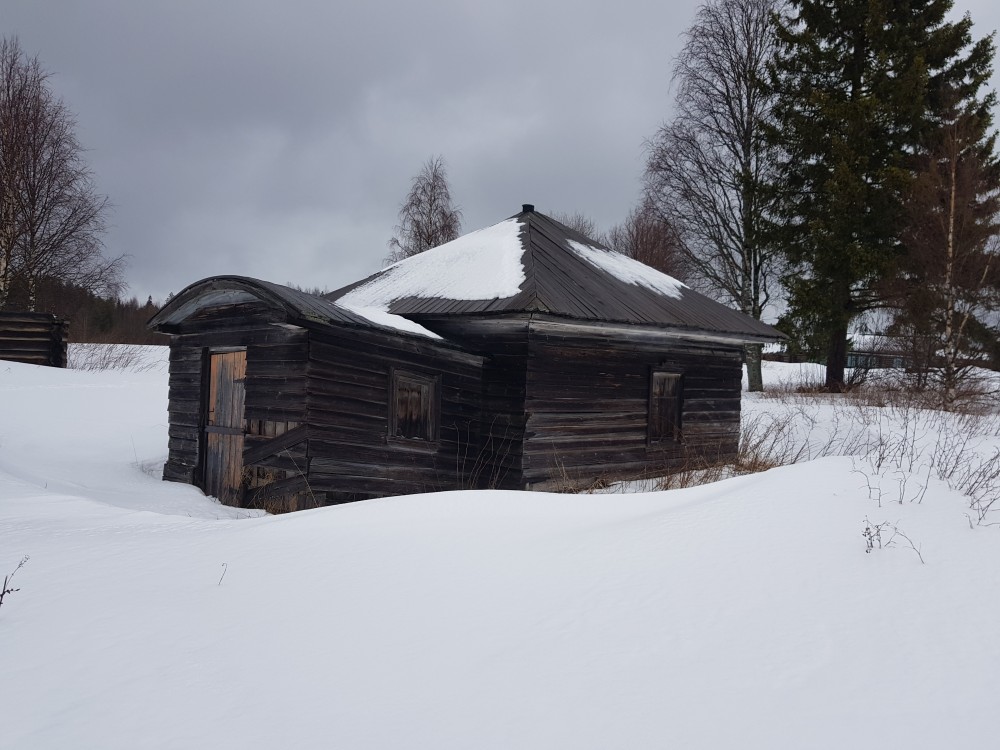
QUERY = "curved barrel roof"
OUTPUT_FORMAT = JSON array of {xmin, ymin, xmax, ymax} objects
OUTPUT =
[{"xmin": 148, "ymin": 275, "xmax": 375, "ymax": 330}]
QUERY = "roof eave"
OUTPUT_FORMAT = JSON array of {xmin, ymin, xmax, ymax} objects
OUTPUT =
[{"xmin": 524, "ymin": 313, "xmax": 785, "ymax": 345}]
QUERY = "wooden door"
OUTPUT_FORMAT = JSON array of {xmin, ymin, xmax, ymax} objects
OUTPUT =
[{"xmin": 203, "ymin": 350, "xmax": 247, "ymax": 505}]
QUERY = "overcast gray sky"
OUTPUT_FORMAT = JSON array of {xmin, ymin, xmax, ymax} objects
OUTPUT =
[{"xmin": 5, "ymin": 0, "xmax": 1000, "ymax": 302}]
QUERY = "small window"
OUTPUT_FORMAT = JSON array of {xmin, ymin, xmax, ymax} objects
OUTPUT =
[
  {"xmin": 649, "ymin": 371, "xmax": 682, "ymax": 444},
  {"xmin": 389, "ymin": 369, "xmax": 438, "ymax": 442}
]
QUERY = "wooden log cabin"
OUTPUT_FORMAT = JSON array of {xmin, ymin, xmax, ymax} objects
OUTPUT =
[{"xmin": 149, "ymin": 205, "xmax": 782, "ymax": 511}]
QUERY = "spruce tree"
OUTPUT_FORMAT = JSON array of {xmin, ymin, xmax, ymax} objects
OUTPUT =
[{"xmin": 768, "ymin": 0, "xmax": 995, "ymax": 390}]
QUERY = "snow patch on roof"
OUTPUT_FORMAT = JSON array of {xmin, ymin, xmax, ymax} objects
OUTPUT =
[
  {"xmin": 337, "ymin": 303, "xmax": 442, "ymax": 339},
  {"xmin": 335, "ymin": 218, "xmax": 526, "ymax": 336},
  {"xmin": 566, "ymin": 240, "xmax": 687, "ymax": 300}
]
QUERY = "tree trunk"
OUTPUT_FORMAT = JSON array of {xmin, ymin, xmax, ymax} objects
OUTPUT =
[
  {"xmin": 745, "ymin": 343, "xmax": 764, "ymax": 392},
  {"xmin": 0, "ymin": 223, "xmax": 15, "ymax": 310},
  {"xmin": 825, "ymin": 321, "xmax": 848, "ymax": 392}
]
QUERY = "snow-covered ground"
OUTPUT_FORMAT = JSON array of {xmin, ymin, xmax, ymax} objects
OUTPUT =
[{"xmin": 2, "ymin": 348, "xmax": 999, "ymax": 749}]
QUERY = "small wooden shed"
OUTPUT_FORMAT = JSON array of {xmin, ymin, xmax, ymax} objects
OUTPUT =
[{"xmin": 150, "ymin": 206, "xmax": 782, "ymax": 510}]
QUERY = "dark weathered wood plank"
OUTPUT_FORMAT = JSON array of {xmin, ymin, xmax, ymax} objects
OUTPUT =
[{"xmin": 0, "ymin": 312, "xmax": 68, "ymax": 367}]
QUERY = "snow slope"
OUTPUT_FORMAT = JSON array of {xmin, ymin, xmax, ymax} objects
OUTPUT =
[
  {"xmin": 337, "ymin": 218, "xmax": 525, "ymax": 337},
  {"xmin": 2, "ymin": 351, "xmax": 999, "ymax": 749},
  {"xmin": 567, "ymin": 239, "xmax": 687, "ymax": 299}
]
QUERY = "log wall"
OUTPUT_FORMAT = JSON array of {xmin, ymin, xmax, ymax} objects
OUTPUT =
[
  {"xmin": 417, "ymin": 315, "xmax": 744, "ymax": 492},
  {"xmin": 0, "ymin": 311, "xmax": 69, "ymax": 367},
  {"xmin": 161, "ymin": 300, "xmax": 489, "ymax": 509},
  {"xmin": 411, "ymin": 316, "xmax": 530, "ymax": 490},
  {"xmin": 522, "ymin": 322, "xmax": 744, "ymax": 490},
  {"xmin": 159, "ymin": 301, "xmax": 747, "ymax": 508},
  {"xmin": 304, "ymin": 325, "xmax": 486, "ymax": 502}
]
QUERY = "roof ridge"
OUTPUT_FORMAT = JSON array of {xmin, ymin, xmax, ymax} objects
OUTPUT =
[{"xmin": 515, "ymin": 209, "xmax": 547, "ymax": 311}]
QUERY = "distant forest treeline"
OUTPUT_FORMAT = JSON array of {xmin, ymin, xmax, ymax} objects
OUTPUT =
[{"xmin": 1, "ymin": 276, "xmax": 166, "ymax": 344}]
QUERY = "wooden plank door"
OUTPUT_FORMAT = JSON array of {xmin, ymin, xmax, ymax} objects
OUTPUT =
[{"xmin": 203, "ymin": 350, "xmax": 247, "ymax": 505}]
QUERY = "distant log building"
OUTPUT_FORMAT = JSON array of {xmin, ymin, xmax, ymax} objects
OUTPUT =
[
  {"xmin": 0, "ymin": 311, "xmax": 69, "ymax": 367},
  {"xmin": 149, "ymin": 206, "xmax": 782, "ymax": 511}
]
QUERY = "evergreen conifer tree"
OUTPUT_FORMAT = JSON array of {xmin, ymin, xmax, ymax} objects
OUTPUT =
[{"xmin": 768, "ymin": 0, "xmax": 994, "ymax": 390}]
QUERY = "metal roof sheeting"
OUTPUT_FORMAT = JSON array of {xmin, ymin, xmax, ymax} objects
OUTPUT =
[
  {"xmin": 325, "ymin": 208, "xmax": 783, "ymax": 342},
  {"xmin": 151, "ymin": 210, "xmax": 784, "ymax": 344},
  {"xmin": 149, "ymin": 276, "xmax": 375, "ymax": 330}
]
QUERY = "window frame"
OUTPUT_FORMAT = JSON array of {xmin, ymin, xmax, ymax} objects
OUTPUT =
[
  {"xmin": 388, "ymin": 367, "xmax": 440, "ymax": 446},
  {"xmin": 647, "ymin": 369, "xmax": 683, "ymax": 447}
]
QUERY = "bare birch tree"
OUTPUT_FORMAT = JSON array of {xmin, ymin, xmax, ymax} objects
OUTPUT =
[
  {"xmin": 644, "ymin": 0, "xmax": 780, "ymax": 391},
  {"xmin": 386, "ymin": 155, "xmax": 462, "ymax": 264},
  {"xmin": 0, "ymin": 37, "xmax": 38, "ymax": 308},
  {"xmin": 0, "ymin": 37, "xmax": 120, "ymax": 311}
]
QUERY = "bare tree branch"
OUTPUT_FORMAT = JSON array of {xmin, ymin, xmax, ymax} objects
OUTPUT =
[
  {"xmin": 386, "ymin": 155, "xmax": 462, "ymax": 264},
  {"xmin": 644, "ymin": 0, "xmax": 782, "ymax": 391},
  {"xmin": 551, "ymin": 211, "xmax": 603, "ymax": 241},
  {"xmin": 605, "ymin": 198, "xmax": 687, "ymax": 279},
  {"xmin": 0, "ymin": 36, "xmax": 120, "ymax": 311}
]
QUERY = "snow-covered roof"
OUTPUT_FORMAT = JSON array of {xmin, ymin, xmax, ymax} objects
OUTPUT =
[
  {"xmin": 335, "ymin": 218, "xmax": 526, "ymax": 338},
  {"xmin": 150, "ymin": 208, "xmax": 784, "ymax": 344},
  {"xmin": 148, "ymin": 276, "xmax": 375, "ymax": 331},
  {"xmin": 565, "ymin": 240, "xmax": 686, "ymax": 300},
  {"xmin": 326, "ymin": 206, "xmax": 782, "ymax": 343}
]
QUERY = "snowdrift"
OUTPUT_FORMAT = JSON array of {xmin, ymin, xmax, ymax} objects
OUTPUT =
[{"xmin": 1, "ymin": 349, "xmax": 999, "ymax": 749}]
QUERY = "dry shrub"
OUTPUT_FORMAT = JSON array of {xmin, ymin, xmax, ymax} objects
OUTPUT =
[
  {"xmin": 753, "ymin": 383, "xmax": 1000, "ymax": 524},
  {"xmin": 68, "ymin": 343, "xmax": 164, "ymax": 372},
  {"xmin": 595, "ymin": 413, "xmax": 808, "ymax": 494},
  {"xmin": 604, "ymin": 374, "xmax": 1000, "ymax": 526},
  {"xmin": 734, "ymin": 410, "xmax": 809, "ymax": 471}
]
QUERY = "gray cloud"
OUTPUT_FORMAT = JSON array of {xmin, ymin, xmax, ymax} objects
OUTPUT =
[{"xmin": 5, "ymin": 0, "xmax": 999, "ymax": 300}]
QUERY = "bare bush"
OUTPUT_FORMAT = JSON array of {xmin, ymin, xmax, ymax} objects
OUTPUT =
[
  {"xmin": 67, "ymin": 343, "xmax": 165, "ymax": 372},
  {"xmin": 636, "ymin": 372, "xmax": 1000, "ymax": 525},
  {"xmin": 0, "ymin": 555, "xmax": 28, "ymax": 611},
  {"xmin": 455, "ymin": 415, "xmax": 516, "ymax": 491},
  {"xmin": 862, "ymin": 518, "xmax": 925, "ymax": 563},
  {"xmin": 950, "ymin": 447, "xmax": 1000, "ymax": 524},
  {"xmin": 590, "ymin": 360, "xmax": 1000, "ymax": 521},
  {"xmin": 757, "ymin": 384, "xmax": 1000, "ymax": 524}
]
